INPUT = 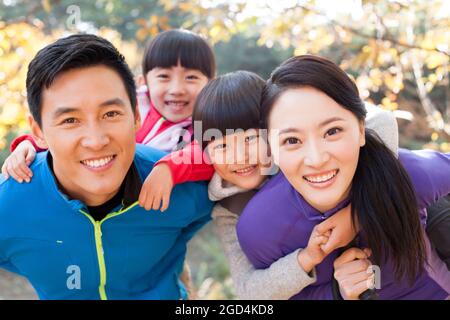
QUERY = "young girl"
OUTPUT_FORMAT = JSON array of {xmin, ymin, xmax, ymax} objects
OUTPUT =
[
  {"xmin": 236, "ymin": 55, "xmax": 450, "ymax": 299},
  {"xmin": 2, "ymin": 29, "xmax": 215, "ymax": 180},
  {"xmin": 136, "ymin": 70, "xmax": 402, "ymax": 299}
]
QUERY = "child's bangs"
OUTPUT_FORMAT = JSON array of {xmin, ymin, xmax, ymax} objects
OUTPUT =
[{"xmin": 143, "ymin": 31, "xmax": 215, "ymax": 78}]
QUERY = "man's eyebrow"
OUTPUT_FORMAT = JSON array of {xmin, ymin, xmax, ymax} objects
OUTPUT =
[
  {"xmin": 52, "ymin": 107, "xmax": 78, "ymax": 119},
  {"xmin": 98, "ymin": 98, "xmax": 127, "ymax": 108},
  {"xmin": 52, "ymin": 98, "xmax": 127, "ymax": 119}
]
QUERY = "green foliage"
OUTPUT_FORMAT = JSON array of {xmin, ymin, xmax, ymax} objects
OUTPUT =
[
  {"xmin": 0, "ymin": 0, "xmax": 448, "ymax": 299},
  {"xmin": 214, "ymin": 34, "xmax": 294, "ymax": 79}
]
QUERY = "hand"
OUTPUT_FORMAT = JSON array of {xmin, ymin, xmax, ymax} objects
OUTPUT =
[
  {"xmin": 138, "ymin": 163, "xmax": 173, "ymax": 212},
  {"xmin": 316, "ymin": 204, "xmax": 358, "ymax": 254},
  {"xmin": 297, "ymin": 225, "xmax": 331, "ymax": 273},
  {"xmin": 333, "ymin": 247, "xmax": 374, "ymax": 300},
  {"xmin": 1, "ymin": 140, "xmax": 36, "ymax": 183}
]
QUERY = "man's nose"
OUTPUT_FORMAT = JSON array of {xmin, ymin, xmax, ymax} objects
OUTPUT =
[{"xmin": 80, "ymin": 124, "xmax": 110, "ymax": 150}]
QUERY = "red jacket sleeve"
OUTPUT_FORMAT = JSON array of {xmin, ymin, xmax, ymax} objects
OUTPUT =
[
  {"xmin": 155, "ymin": 140, "xmax": 215, "ymax": 185},
  {"xmin": 10, "ymin": 134, "xmax": 46, "ymax": 153}
]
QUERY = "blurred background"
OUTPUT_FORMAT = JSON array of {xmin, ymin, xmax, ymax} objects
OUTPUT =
[{"xmin": 0, "ymin": 0, "xmax": 448, "ymax": 299}]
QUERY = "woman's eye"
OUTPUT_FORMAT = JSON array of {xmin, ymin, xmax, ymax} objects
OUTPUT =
[
  {"xmin": 104, "ymin": 111, "xmax": 121, "ymax": 118},
  {"xmin": 325, "ymin": 127, "xmax": 342, "ymax": 137},
  {"xmin": 283, "ymin": 137, "xmax": 301, "ymax": 145}
]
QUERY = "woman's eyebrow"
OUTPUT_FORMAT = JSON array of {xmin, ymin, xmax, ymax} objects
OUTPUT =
[
  {"xmin": 279, "ymin": 127, "xmax": 300, "ymax": 135},
  {"xmin": 319, "ymin": 117, "xmax": 344, "ymax": 127}
]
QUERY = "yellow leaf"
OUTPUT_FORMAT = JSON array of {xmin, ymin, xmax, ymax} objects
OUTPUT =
[
  {"xmin": 42, "ymin": 0, "xmax": 51, "ymax": 13},
  {"xmin": 135, "ymin": 28, "xmax": 148, "ymax": 41},
  {"xmin": 431, "ymin": 132, "xmax": 439, "ymax": 141},
  {"xmin": 425, "ymin": 53, "xmax": 448, "ymax": 69},
  {"xmin": 209, "ymin": 25, "xmax": 222, "ymax": 39},
  {"xmin": 150, "ymin": 15, "xmax": 158, "ymax": 26},
  {"xmin": 135, "ymin": 19, "xmax": 148, "ymax": 27},
  {"xmin": 179, "ymin": 3, "xmax": 193, "ymax": 12},
  {"xmin": 381, "ymin": 97, "xmax": 398, "ymax": 111},
  {"xmin": 0, "ymin": 139, "xmax": 6, "ymax": 151},
  {"xmin": 0, "ymin": 125, "xmax": 7, "ymax": 140}
]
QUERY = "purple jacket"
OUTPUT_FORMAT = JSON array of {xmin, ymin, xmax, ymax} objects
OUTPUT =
[{"xmin": 237, "ymin": 149, "xmax": 450, "ymax": 300}]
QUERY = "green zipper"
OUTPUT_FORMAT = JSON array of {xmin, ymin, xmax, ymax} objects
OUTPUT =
[{"xmin": 80, "ymin": 201, "xmax": 139, "ymax": 300}]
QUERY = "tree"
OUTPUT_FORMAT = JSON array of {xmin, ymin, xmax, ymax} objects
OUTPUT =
[{"xmin": 164, "ymin": 0, "xmax": 449, "ymax": 151}]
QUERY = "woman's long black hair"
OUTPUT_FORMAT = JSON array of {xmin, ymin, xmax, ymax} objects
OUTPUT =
[{"xmin": 261, "ymin": 55, "xmax": 426, "ymax": 282}]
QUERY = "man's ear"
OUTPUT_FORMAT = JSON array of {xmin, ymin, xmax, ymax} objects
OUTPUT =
[
  {"xmin": 134, "ymin": 107, "xmax": 141, "ymax": 132},
  {"xmin": 359, "ymin": 121, "xmax": 366, "ymax": 147},
  {"xmin": 29, "ymin": 115, "xmax": 49, "ymax": 149}
]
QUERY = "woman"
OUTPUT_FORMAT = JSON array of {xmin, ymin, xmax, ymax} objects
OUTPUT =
[{"xmin": 237, "ymin": 55, "xmax": 450, "ymax": 299}]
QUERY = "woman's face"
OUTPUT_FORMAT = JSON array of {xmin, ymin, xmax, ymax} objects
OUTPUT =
[
  {"xmin": 206, "ymin": 128, "xmax": 272, "ymax": 189},
  {"xmin": 268, "ymin": 86, "xmax": 365, "ymax": 212}
]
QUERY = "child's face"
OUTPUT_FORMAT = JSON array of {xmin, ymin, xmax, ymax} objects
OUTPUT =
[
  {"xmin": 206, "ymin": 129, "xmax": 272, "ymax": 190},
  {"xmin": 145, "ymin": 62, "xmax": 208, "ymax": 123}
]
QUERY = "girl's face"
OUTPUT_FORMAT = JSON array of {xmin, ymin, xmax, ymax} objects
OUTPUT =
[
  {"xmin": 145, "ymin": 62, "xmax": 208, "ymax": 123},
  {"xmin": 268, "ymin": 86, "xmax": 365, "ymax": 212},
  {"xmin": 206, "ymin": 129, "xmax": 271, "ymax": 190}
]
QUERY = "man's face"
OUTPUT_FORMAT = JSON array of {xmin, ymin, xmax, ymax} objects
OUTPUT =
[{"xmin": 31, "ymin": 65, "xmax": 140, "ymax": 206}]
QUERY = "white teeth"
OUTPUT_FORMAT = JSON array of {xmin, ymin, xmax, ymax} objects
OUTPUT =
[
  {"xmin": 304, "ymin": 170, "xmax": 337, "ymax": 183},
  {"xmin": 167, "ymin": 101, "xmax": 187, "ymax": 106},
  {"xmin": 81, "ymin": 156, "xmax": 114, "ymax": 169},
  {"xmin": 235, "ymin": 166, "xmax": 256, "ymax": 174}
]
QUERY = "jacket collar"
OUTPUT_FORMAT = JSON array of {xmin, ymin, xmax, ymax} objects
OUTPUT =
[{"xmin": 42, "ymin": 151, "xmax": 142, "ymax": 212}]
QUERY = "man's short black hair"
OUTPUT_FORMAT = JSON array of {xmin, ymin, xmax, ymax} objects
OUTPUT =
[{"xmin": 26, "ymin": 33, "xmax": 137, "ymax": 127}]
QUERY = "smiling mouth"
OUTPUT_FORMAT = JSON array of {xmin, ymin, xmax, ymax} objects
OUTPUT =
[
  {"xmin": 165, "ymin": 101, "xmax": 189, "ymax": 109},
  {"xmin": 80, "ymin": 155, "xmax": 116, "ymax": 169},
  {"xmin": 233, "ymin": 165, "xmax": 257, "ymax": 176},
  {"xmin": 303, "ymin": 169, "xmax": 339, "ymax": 183}
]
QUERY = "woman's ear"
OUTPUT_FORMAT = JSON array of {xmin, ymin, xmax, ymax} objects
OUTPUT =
[
  {"xmin": 29, "ymin": 115, "xmax": 49, "ymax": 149},
  {"xmin": 359, "ymin": 121, "xmax": 366, "ymax": 147}
]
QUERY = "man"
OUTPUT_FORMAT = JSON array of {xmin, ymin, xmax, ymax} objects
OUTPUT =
[{"xmin": 0, "ymin": 34, "xmax": 213, "ymax": 299}]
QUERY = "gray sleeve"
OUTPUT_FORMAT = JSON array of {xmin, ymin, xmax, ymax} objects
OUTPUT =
[
  {"xmin": 365, "ymin": 102, "xmax": 399, "ymax": 156},
  {"xmin": 212, "ymin": 204, "xmax": 316, "ymax": 300}
]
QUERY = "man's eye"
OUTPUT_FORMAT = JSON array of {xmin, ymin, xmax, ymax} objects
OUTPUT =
[
  {"xmin": 62, "ymin": 118, "xmax": 78, "ymax": 124},
  {"xmin": 325, "ymin": 127, "xmax": 342, "ymax": 137},
  {"xmin": 283, "ymin": 137, "xmax": 301, "ymax": 145},
  {"xmin": 245, "ymin": 135, "xmax": 258, "ymax": 143},
  {"xmin": 104, "ymin": 111, "xmax": 121, "ymax": 118}
]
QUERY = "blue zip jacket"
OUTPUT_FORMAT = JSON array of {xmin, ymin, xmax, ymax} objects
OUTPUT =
[{"xmin": 0, "ymin": 144, "xmax": 213, "ymax": 299}]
